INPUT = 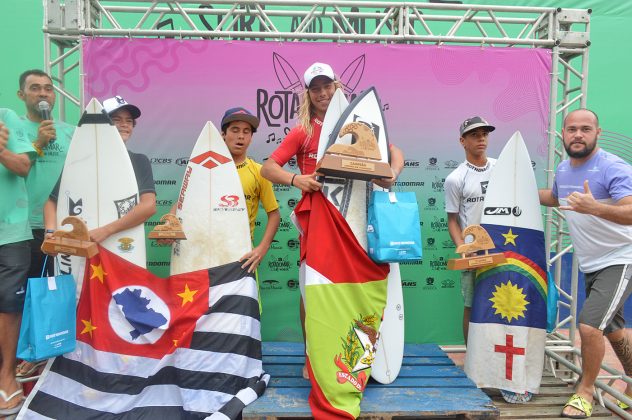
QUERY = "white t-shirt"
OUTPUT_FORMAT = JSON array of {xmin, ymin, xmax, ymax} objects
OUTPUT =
[{"xmin": 444, "ymin": 158, "xmax": 497, "ymax": 229}]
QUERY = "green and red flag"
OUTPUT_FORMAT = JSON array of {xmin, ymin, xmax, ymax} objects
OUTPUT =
[{"xmin": 294, "ymin": 192, "xmax": 389, "ymax": 419}]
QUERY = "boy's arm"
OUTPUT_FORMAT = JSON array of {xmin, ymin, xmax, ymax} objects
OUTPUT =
[{"xmin": 241, "ymin": 208, "xmax": 280, "ymax": 273}]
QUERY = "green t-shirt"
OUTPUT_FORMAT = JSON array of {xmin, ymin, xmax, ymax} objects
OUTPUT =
[
  {"xmin": 0, "ymin": 108, "xmax": 36, "ymax": 245},
  {"xmin": 5, "ymin": 112, "xmax": 74, "ymax": 228}
]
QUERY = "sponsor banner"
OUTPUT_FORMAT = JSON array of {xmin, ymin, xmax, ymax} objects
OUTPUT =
[{"xmin": 84, "ymin": 38, "xmax": 550, "ymax": 344}]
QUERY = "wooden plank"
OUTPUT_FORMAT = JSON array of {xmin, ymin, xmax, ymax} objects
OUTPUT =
[
  {"xmin": 268, "ymin": 376, "xmax": 479, "ymax": 389},
  {"xmin": 262, "ymin": 355, "xmax": 454, "ymax": 366},
  {"xmin": 264, "ymin": 364, "xmax": 469, "ymax": 378},
  {"xmin": 244, "ymin": 386, "xmax": 499, "ymax": 418},
  {"xmin": 261, "ymin": 342, "xmax": 448, "ymax": 358}
]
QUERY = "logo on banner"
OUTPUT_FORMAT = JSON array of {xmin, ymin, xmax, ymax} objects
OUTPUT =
[
  {"xmin": 261, "ymin": 54, "xmax": 369, "ymax": 145},
  {"xmin": 334, "ymin": 314, "xmax": 378, "ymax": 392},
  {"xmin": 445, "ymin": 159, "xmax": 459, "ymax": 169},
  {"xmin": 431, "ymin": 177, "xmax": 445, "ymax": 192},
  {"xmin": 426, "ymin": 157, "xmax": 439, "ymax": 170}
]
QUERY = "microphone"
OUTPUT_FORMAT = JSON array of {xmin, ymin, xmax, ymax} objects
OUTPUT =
[
  {"xmin": 38, "ymin": 101, "xmax": 55, "ymax": 142},
  {"xmin": 38, "ymin": 101, "xmax": 51, "ymax": 121}
]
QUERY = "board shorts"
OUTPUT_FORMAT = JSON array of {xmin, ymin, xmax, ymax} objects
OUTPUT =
[
  {"xmin": 461, "ymin": 270, "xmax": 476, "ymax": 308},
  {"xmin": 0, "ymin": 240, "xmax": 30, "ymax": 313},
  {"xmin": 579, "ymin": 264, "xmax": 632, "ymax": 334}
]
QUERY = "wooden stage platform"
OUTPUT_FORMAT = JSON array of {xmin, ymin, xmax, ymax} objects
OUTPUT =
[
  {"xmin": 244, "ymin": 342, "xmax": 499, "ymax": 419},
  {"xmin": 245, "ymin": 342, "xmax": 615, "ymax": 419}
]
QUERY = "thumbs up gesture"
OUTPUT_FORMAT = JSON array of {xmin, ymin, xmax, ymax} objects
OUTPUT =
[{"xmin": 560, "ymin": 180, "xmax": 596, "ymax": 214}]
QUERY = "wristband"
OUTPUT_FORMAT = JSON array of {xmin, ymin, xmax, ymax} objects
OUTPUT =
[
  {"xmin": 290, "ymin": 173, "xmax": 297, "ymax": 187},
  {"xmin": 45, "ymin": 229, "xmax": 55, "ymax": 234}
]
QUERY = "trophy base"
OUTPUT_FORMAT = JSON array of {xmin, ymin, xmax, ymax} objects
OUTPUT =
[
  {"xmin": 447, "ymin": 253, "xmax": 506, "ymax": 270},
  {"xmin": 41, "ymin": 238, "xmax": 98, "ymax": 258},
  {"xmin": 148, "ymin": 230, "xmax": 187, "ymax": 240},
  {"xmin": 316, "ymin": 154, "xmax": 392, "ymax": 181}
]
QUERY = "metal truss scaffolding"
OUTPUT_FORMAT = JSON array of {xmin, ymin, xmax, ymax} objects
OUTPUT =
[{"xmin": 43, "ymin": 0, "xmax": 622, "ymax": 415}]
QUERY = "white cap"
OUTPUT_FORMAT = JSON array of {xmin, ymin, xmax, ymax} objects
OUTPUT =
[
  {"xmin": 303, "ymin": 62, "xmax": 335, "ymax": 87},
  {"xmin": 102, "ymin": 95, "xmax": 141, "ymax": 119}
]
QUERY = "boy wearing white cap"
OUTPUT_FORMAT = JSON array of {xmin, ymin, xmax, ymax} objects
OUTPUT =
[
  {"xmin": 261, "ymin": 62, "xmax": 404, "ymax": 378},
  {"xmin": 43, "ymin": 96, "xmax": 156, "ymax": 245},
  {"xmin": 444, "ymin": 116, "xmax": 496, "ymax": 343}
]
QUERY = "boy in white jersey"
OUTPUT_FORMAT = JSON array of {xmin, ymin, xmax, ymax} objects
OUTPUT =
[
  {"xmin": 540, "ymin": 109, "xmax": 632, "ymax": 418},
  {"xmin": 444, "ymin": 116, "xmax": 496, "ymax": 343}
]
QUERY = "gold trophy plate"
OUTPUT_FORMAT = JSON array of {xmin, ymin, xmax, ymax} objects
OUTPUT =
[
  {"xmin": 41, "ymin": 216, "xmax": 98, "ymax": 258},
  {"xmin": 447, "ymin": 225, "xmax": 506, "ymax": 270},
  {"xmin": 316, "ymin": 122, "xmax": 392, "ymax": 181},
  {"xmin": 148, "ymin": 213, "xmax": 186, "ymax": 240}
]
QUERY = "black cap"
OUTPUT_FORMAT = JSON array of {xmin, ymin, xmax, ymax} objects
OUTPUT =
[
  {"xmin": 459, "ymin": 116, "xmax": 495, "ymax": 136},
  {"xmin": 221, "ymin": 107, "xmax": 260, "ymax": 133}
]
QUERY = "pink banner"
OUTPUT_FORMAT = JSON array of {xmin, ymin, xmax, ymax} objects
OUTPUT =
[{"xmin": 83, "ymin": 38, "xmax": 551, "ymax": 344}]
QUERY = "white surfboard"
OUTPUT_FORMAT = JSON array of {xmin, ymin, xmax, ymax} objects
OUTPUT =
[
  {"xmin": 56, "ymin": 98, "xmax": 146, "ymax": 294},
  {"xmin": 480, "ymin": 131, "xmax": 543, "ymax": 231},
  {"xmin": 464, "ymin": 131, "xmax": 547, "ymax": 393},
  {"xmin": 170, "ymin": 122, "xmax": 251, "ymax": 275},
  {"xmin": 318, "ymin": 87, "xmax": 405, "ymax": 384}
]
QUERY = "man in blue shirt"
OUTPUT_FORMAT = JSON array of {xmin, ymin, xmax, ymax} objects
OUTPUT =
[{"xmin": 540, "ymin": 109, "xmax": 632, "ymax": 418}]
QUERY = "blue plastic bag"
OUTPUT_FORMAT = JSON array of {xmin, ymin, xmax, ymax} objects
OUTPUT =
[
  {"xmin": 547, "ymin": 271, "xmax": 559, "ymax": 333},
  {"xmin": 17, "ymin": 273, "xmax": 76, "ymax": 362},
  {"xmin": 367, "ymin": 190, "xmax": 422, "ymax": 263}
]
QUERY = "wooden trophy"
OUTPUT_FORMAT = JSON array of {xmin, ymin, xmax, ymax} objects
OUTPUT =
[
  {"xmin": 148, "ymin": 213, "xmax": 186, "ymax": 240},
  {"xmin": 315, "ymin": 122, "xmax": 393, "ymax": 181},
  {"xmin": 447, "ymin": 225, "xmax": 506, "ymax": 270},
  {"xmin": 41, "ymin": 216, "xmax": 98, "ymax": 257}
]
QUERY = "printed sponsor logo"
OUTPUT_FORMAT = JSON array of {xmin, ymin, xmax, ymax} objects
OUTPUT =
[
  {"xmin": 287, "ymin": 279, "xmax": 299, "ymax": 290},
  {"xmin": 219, "ymin": 195, "xmax": 240, "ymax": 207},
  {"xmin": 531, "ymin": 160, "xmax": 536, "ymax": 169},
  {"xmin": 273, "ymin": 184, "xmax": 291, "ymax": 192},
  {"xmin": 67, "ymin": 196, "xmax": 83, "ymax": 216},
  {"xmin": 154, "ymin": 180, "xmax": 177, "ymax": 186},
  {"xmin": 270, "ymin": 239, "xmax": 283, "ymax": 250},
  {"xmin": 267, "ymin": 255, "xmax": 292, "ymax": 272},
  {"xmin": 441, "ymin": 279, "xmax": 456, "ymax": 289},
  {"xmin": 429, "ymin": 257, "xmax": 448, "ymax": 271},
  {"xmin": 442, "ymin": 239, "xmax": 455, "ymax": 249},
  {"xmin": 150, "ymin": 158, "xmax": 172, "ymax": 164},
  {"xmin": 431, "ymin": 177, "xmax": 445, "ymax": 192},
  {"xmin": 287, "ymin": 198, "xmax": 298, "ymax": 209},
  {"xmin": 426, "ymin": 157, "xmax": 439, "ymax": 171},
  {"xmin": 287, "ymin": 238, "xmax": 300, "ymax": 250},
  {"xmin": 483, "ymin": 206, "xmax": 522, "ymax": 216},
  {"xmin": 404, "ymin": 160, "xmax": 420, "ymax": 168},
  {"xmin": 261, "ymin": 279, "xmax": 282, "ymax": 290},
  {"xmin": 147, "ymin": 261, "xmax": 171, "ymax": 267},
  {"xmin": 444, "ymin": 159, "xmax": 459, "ymax": 169},
  {"xmin": 480, "ymin": 181, "xmax": 488, "ymax": 194},
  {"xmin": 114, "ymin": 194, "xmax": 138, "ymax": 218},
  {"xmin": 401, "ymin": 280, "xmax": 417, "ymax": 288},
  {"xmin": 399, "ymin": 260, "xmax": 422, "ymax": 266},
  {"xmin": 425, "ymin": 237, "xmax": 436, "ymax": 250},
  {"xmin": 176, "ymin": 157, "xmax": 190, "ymax": 166},
  {"xmin": 156, "ymin": 199, "xmax": 173, "ymax": 206},
  {"xmin": 278, "ymin": 218, "xmax": 293, "ymax": 232},
  {"xmin": 423, "ymin": 277, "xmax": 437, "ymax": 290},
  {"xmin": 177, "ymin": 166, "xmax": 192, "ymax": 210},
  {"xmin": 430, "ymin": 217, "xmax": 448, "ymax": 231},
  {"xmin": 425, "ymin": 197, "xmax": 437, "ymax": 210},
  {"xmin": 394, "ymin": 181, "xmax": 424, "ymax": 187},
  {"xmin": 190, "ymin": 150, "xmax": 232, "ymax": 170},
  {"xmin": 117, "ymin": 237, "xmax": 135, "ymax": 253}
]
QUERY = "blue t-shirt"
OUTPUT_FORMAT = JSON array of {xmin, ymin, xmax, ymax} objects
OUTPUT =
[{"xmin": 553, "ymin": 149, "xmax": 632, "ymax": 272}]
